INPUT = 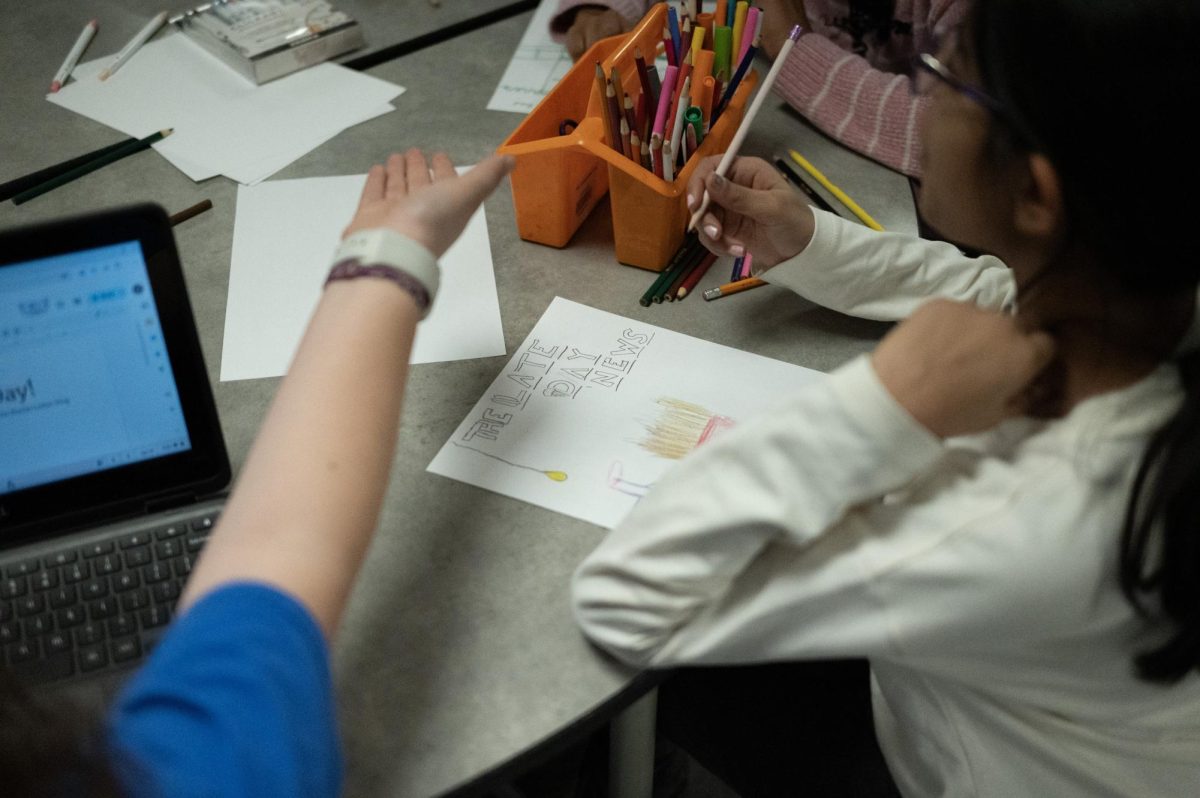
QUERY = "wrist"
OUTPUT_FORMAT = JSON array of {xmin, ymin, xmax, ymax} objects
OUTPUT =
[{"xmin": 327, "ymin": 229, "xmax": 440, "ymax": 319}]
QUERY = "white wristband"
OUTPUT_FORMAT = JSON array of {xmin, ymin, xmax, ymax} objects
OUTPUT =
[{"xmin": 331, "ymin": 228, "xmax": 440, "ymax": 310}]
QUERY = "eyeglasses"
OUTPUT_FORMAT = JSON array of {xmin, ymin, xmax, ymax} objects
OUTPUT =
[
  {"xmin": 912, "ymin": 52, "xmax": 1007, "ymax": 113},
  {"xmin": 911, "ymin": 51, "xmax": 1037, "ymax": 148}
]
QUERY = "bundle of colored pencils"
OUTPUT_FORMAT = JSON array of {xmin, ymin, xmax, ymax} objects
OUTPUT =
[{"xmin": 597, "ymin": 1, "xmax": 765, "ymax": 182}]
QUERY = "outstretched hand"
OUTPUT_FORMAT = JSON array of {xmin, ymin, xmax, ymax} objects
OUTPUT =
[
  {"xmin": 686, "ymin": 155, "xmax": 816, "ymax": 268},
  {"xmin": 343, "ymin": 148, "xmax": 514, "ymax": 258},
  {"xmin": 872, "ymin": 299, "xmax": 1059, "ymax": 438}
]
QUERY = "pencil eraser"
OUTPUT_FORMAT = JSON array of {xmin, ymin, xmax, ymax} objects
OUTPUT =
[{"xmin": 49, "ymin": 81, "xmax": 62, "ymax": 93}]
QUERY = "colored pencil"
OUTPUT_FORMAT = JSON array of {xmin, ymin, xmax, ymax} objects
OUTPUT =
[
  {"xmin": 653, "ymin": 65, "xmax": 679, "ymax": 138},
  {"xmin": 712, "ymin": 27, "xmax": 759, "ymax": 126},
  {"xmin": 774, "ymin": 157, "xmax": 839, "ymax": 215},
  {"xmin": 653, "ymin": 234, "xmax": 703, "ymax": 302},
  {"xmin": 51, "ymin": 19, "xmax": 98, "ymax": 93},
  {"xmin": 740, "ymin": 251, "xmax": 754, "ymax": 279},
  {"xmin": 665, "ymin": 244, "xmax": 708, "ymax": 300},
  {"xmin": 634, "ymin": 47, "xmax": 655, "ymax": 114},
  {"xmin": 732, "ymin": 2, "xmax": 750, "ymax": 65},
  {"xmin": 668, "ymin": 75, "xmax": 692, "ymax": 167},
  {"xmin": 702, "ymin": 277, "xmax": 767, "ymax": 301},
  {"xmin": 99, "ymin": 10, "xmax": 167, "ymax": 80},
  {"xmin": 640, "ymin": 232, "xmax": 701, "ymax": 306},
  {"xmin": 739, "ymin": 7, "xmax": 762, "ymax": 63},
  {"xmin": 595, "ymin": 63, "xmax": 617, "ymax": 152},
  {"xmin": 675, "ymin": 251, "xmax": 718, "ymax": 299},
  {"xmin": 651, "ymin": 134, "xmax": 664, "ymax": 177},
  {"xmin": 788, "ymin": 149, "xmax": 885, "ymax": 230},
  {"xmin": 1, "ymin": 137, "xmax": 136, "ymax": 201},
  {"xmin": 169, "ymin": 199, "xmax": 213, "ymax": 227},
  {"xmin": 646, "ymin": 63, "xmax": 662, "ymax": 111},
  {"xmin": 688, "ymin": 26, "xmax": 804, "ymax": 232},
  {"xmin": 730, "ymin": 255, "xmax": 744, "ymax": 282},
  {"xmin": 606, "ymin": 72, "xmax": 623, "ymax": 151},
  {"xmin": 667, "ymin": 6, "xmax": 682, "ymax": 66},
  {"xmin": 12, "ymin": 129, "xmax": 172, "ymax": 205}
]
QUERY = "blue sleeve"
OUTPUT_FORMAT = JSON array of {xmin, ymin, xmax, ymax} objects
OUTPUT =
[{"xmin": 106, "ymin": 583, "xmax": 341, "ymax": 798}]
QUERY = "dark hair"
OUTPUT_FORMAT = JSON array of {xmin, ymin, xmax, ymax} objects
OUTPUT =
[
  {"xmin": 0, "ymin": 668, "xmax": 124, "ymax": 796},
  {"xmin": 844, "ymin": 1, "xmax": 900, "ymax": 54},
  {"xmin": 968, "ymin": 0, "xmax": 1200, "ymax": 682}
]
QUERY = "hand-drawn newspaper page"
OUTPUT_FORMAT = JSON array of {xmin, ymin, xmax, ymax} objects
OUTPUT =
[
  {"xmin": 487, "ymin": 0, "xmax": 573, "ymax": 114},
  {"xmin": 428, "ymin": 297, "xmax": 823, "ymax": 528}
]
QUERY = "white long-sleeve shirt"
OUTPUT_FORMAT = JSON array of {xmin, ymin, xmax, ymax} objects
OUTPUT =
[{"xmin": 572, "ymin": 210, "xmax": 1200, "ymax": 797}]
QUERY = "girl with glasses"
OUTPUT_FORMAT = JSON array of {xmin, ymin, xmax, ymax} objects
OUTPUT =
[{"xmin": 572, "ymin": 0, "xmax": 1200, "ymax": 794}]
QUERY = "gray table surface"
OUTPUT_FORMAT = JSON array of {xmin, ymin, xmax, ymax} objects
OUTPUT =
[{"xmin": 0, "ymin": 5, "xmax": 915, "ymax": 796}]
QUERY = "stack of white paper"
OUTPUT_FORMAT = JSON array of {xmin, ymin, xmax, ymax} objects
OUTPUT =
[{"xmin": 48, "ymin": 34, "xmax": 404, "ymax": 185}]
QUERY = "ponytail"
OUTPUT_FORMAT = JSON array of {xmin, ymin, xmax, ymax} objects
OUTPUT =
[{"xmin": 1120, "ymin": 348, "xmax": 1200, "ymax": 682}]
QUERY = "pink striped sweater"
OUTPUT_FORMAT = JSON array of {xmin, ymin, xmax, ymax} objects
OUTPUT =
[{"xmin": 551, "ymin": 1, "xmax": 967, "ymax": 176}]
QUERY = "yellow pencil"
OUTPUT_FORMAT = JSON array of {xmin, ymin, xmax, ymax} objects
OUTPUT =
[
  {"xmin": 787, "ymin": 149, "xmax": 884, "ymax": 231},
  {"xmin": 702, "ymin": 276, "xmax": 766, "ymax": 300}
]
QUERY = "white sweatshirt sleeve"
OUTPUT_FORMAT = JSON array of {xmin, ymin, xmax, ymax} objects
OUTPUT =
[
  {"xmin": 572, "ymin": 355, "xmax": 944, "ymax": 668},
  {"xmin": 763, "ymin": 209, "xmax": 1017, "ymax": 321}
]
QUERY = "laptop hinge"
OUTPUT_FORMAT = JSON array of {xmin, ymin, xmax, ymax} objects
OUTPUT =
[{"xmin": 143, "ymin": 493, "xmax": 201, "ymax": 515}]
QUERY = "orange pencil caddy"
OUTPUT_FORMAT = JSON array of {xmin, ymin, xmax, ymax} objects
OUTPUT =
[{"xmin": 497, "ymin": 3, "xmax": 757, "ymax": 271}]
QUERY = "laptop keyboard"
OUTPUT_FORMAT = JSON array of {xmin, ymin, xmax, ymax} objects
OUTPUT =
[{"xmin": 0, "ymin": 510, "xmax": 217, "ymax": 685}]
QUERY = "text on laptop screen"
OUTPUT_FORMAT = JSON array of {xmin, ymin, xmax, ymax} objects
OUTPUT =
[{"xmin": 0, "ymin": 241, "xmax": 192, "ymax": 495}]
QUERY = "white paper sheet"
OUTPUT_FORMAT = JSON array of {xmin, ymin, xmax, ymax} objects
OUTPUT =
[
  {"xmin": 486, "ymin": 0, "xmax": 573, "ymax": 114},
  {"xmin": 221, "ymin": 172, "xmax": 506, "ymax": 381},
  {"xmin": 47, "ymin": 33, "xmax": 405, "ymax": 185},
  {"xmin": 428, "ymin": 298, "xmax": 823, "ymax": 528}
]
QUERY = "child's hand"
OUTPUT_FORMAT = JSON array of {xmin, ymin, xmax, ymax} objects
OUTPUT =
[
  {"xmin": 871, "ymin": 299, "xmax": 1059, "ymax": 438},
  {"xmin": 687, "ymin": 155, "xmax": 816, "ymax": 268},
  {"xmin": 565, "ymin": 7, "xmax": 630, "ymax": 60},
  {"xmin": 343, "ymin": 149, "xmax": 513, "ymax": 258}
]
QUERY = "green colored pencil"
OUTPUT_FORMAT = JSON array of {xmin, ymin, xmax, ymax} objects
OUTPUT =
[
  {"xmin": 639, "ymin": 231, "xmax": 700, "ymax": 306},
  {"xmin": 12, "ymin": 128, "xmax": 172, "ymax": 205}
]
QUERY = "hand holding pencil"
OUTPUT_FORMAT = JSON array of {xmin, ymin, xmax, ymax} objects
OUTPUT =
[{"xmin": 685, "ymin": 155, "xmax": 814, "ymax": 268}]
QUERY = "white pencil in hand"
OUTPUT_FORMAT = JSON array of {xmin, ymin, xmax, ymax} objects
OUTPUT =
[
  {"xmin": 687, "ymin": 24, "xmax": 804, "ymax": 232},
  {"xmin": 50, "ymin": 19, "xmax": 98, "ymax": 93},
  {"xmin": 99, "ymin": 10, "xmax": 167, "ymax": 81}
]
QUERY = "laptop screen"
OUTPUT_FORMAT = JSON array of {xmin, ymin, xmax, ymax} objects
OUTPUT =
[
  {"xmin": 0, "ymin": 241, "xmax": 193, "ymax": 494},
  {"xmin": 0, "ymin": 205, "xmax": 229, "ymax": 541}
]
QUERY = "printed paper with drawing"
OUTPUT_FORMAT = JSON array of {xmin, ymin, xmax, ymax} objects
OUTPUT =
[
  {"xmin": 428, "ymin": 297, "xmax": 823, "ymax": 528},
  {"xmin": 487, "ymin": 0, "xmax": 572, "ymax": 114}
]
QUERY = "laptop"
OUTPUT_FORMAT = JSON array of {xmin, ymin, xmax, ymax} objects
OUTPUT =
[{"xmin": 0, "ymin": 204, "xmax": 230, "ymax": 686}]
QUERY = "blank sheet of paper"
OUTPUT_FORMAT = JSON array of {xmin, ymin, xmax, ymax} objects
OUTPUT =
[
  {"xmin": 47, "ymin": 34, "xmax": 404, "ymax": 185},
  {"xmin": 221, "ymin": 173, "xmax": 506, "ymax": 381},
  {"xmin": 428, "ymin": 298, "xmax": 823, "ymax": 529}
]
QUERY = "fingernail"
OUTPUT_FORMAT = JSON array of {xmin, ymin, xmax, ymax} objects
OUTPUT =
[
  {"xmin": 730, "ymin": 244, "xmax": 745, "ymax": 257},
  {"xmin": 704, "ymin": 224, "xmax": 719, "ymax": 239},
  {"xmin": 686, "ymin": 193, "xmax": 696, "ymax": 209}
]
